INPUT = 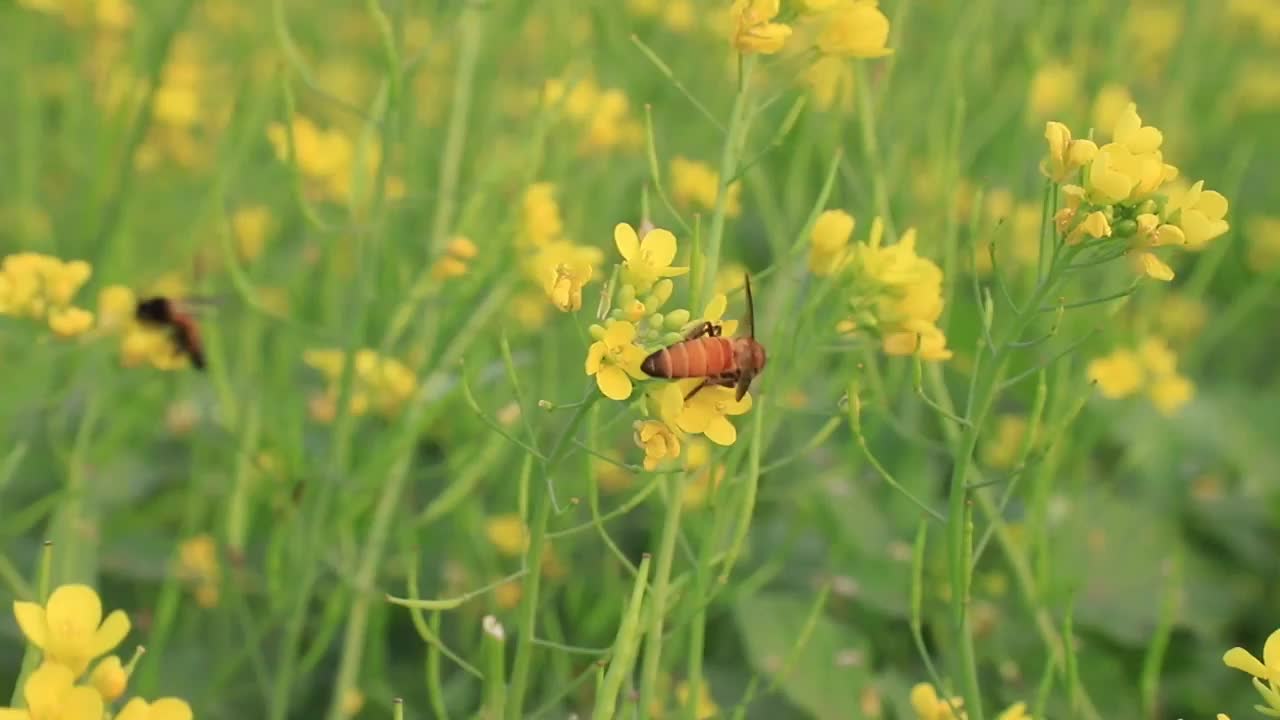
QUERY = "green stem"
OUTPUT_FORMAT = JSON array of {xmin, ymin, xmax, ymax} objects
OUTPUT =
[
  {"xmin": 638, "ymin": 471, "xmax": 688, "ymax": 715},
  {"xmin": 695, "ymin": 55, "xmax": 756, "ymax": 310}
]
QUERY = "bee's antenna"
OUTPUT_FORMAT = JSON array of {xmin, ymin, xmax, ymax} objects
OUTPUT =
[{"xmin": 744, "ymin": 273, "xmax": 756, "ymax": 338}]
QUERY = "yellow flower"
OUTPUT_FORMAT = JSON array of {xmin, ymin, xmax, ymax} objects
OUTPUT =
[
  {"xmin": 547, "ymin": 261, "xmax": 593, "ymax": 312},
  {"xmin": 614, "ymin": 223, "xmax": 689, "ymax": 292},
  {"xmin": 804, "ymin": 56, "xmax": 855, "ymax": 113},
  {"xmin": 810, "ymin": 209, "xmax": 855, "ymax": 275},
  {"xmin": 675, "ymin": 679, "xmax": 719, "ymax": 719},
  {"xmin": 495, "ymin": 579, "xmax": 523, "ymax": 609},
  {"xmin": 634, "ymin": 419, "xmax": 681, "ymax": 470},
  {"xmin": 47, "ymin": 307, "xmax": 95, "ymax": 338},
  {"xmin": 1149, "ymin": 373, "xmax": 1193, "ymax": 416},
  {"xmin": 995, "ymin": 701, "xmax": 1031, "ymax": 720},
  {"xmin": 1066, "ymin": 210, "xmax": 1111, "ymax": 246},
  {"xmin": 882, "ymin": 319, "xmax": 952, "ymax": 360},
  {"xmin": 1155, "ymin": 293, "xmax": 1207, "ymax": 345},
  {"xmin": 981, "ymin": 415, "xmax": 1029, "ymax": 470},
  {"xmin": 115, "ymin": 697, "xmax": 194, "ymax": 720},
  {"xmin": 671, "ymin": 156, "xmax": 741, "ymax": 217},
  {"xmin": 1040, "ymin": 122, "xmax": 1098, "ymax": 182},
  {"xmin": 89, "ymin": 655, "xmax": 128, "ymax": 701},
  {"xmin": 816, "ymin": 0, "xmax": 893, "ymax": 58},
  {"xmin": 1085, "ymin": 145, "xmax": 1138, "ymax": 204},
  {"xmin": 1110, "ymin": 103, "xmax": 1163, "ymax": 154},
  {"xmin": 1224, "ymin": 628, "xmax": 1280, "ymax": 714},
  {"xmin": 909, "ymin": 682, "xmax": 962, "ymax": 720},
  {"xmin": 341, "ymin": 688, "xmax": 365, "ymax": 717},
  {"xmin": 1027, "ymin": 62, "xmax": 1079, "ymax": 119},
  {"xmin": 232, "ymin": 205, "xmax": 274, "ymax": 262},
  {"xmin": 585, "ymin": 320, "xmax": 648, "ymax": 400},
  {"xmin": 1087, "ymin": 349, "xmax": 1144, "ymax": 399},
  {"xmin": 178, "ymin": 534, "xmax": 221, "ymax": 608},
  {"xmin": 485, "ymin": 515, "xmax": 529, "ymax": 556},
  {"xmin": 692, "ymin": 293, "xmax": 740, "ymax": 337},
  {"xmin": 1091, "ymin": 84, "xmax": 1133, "ymax": 136},
  {"xmin": 1127, "ymin": 213, "xmax": 1185, "ymax": 281},
  {"xmin": 1166, "ymin": 180, "xmax": 1230, "ymax": 250},
  {"xmin": 731, "ymin": 0, "xmax": 792, "ymax": 54},
  {"xmin": 0, "ymin": 662, "xmax": 104, "ymax": 720},
  {"xmin": 13, "ymin": 584, "xmax": 131, "ymax": 677},
  {"xmin": 518, "ymin": 182, "xmax": 565, "ymax": 249},
  {"xmin": 673, "ymin": 379, "xmax": 752, "ymax": 446},
  {"xmin": 1247, "ymin": 216, "xmax": 1280, "ymax": 273}
]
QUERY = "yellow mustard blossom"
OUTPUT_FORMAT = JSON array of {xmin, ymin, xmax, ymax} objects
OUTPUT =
[
  {"xmin": 1040, "ymin": 122, "xmax": 1098, "ymax": 183},
  {"xmin": 816, "ymin": 0, "xmax": 893, "ymax": 57},
  {"xmin": 178, "ymin": 534, "xmax": 221, "ymax": 608},
  {"xmin": 1155, "ymin": 293, "xmax": 1207, "ymax": 345},
  {"xmin": 691, "ymin": 293, "xmax": 740, "ymax": 337},
  {"xmin": 1027, "ymin": 61, "xmax": 1079, "ymax": 120},
  {"xmin": 585, "ymin": 320, "xmax": 648, "ymax": 400},
  {"xmin": 981, "ymin": 414, "xmax": 1032, "ymax": 470},
  {"xmin": 663, "ymin": 0, "xmax": 697, "ymax": 32},
  {"xmin": 527, "ymin": 241, "xmax": 604, "ymax": 310},
  {"xmin": 804, "ymin": 56, "xmax": 855, "ymax": 113},
  {"xmin": 89, "ymin": 655, "xmax": 128, "ymax": 701},
  {"xmin": 1166, "ymin": 180, "xmax": 1230, "ymax": 250},
  {"xmin": 1224, "ymin": 628, "xmax": 1280, "ymax": 716},
  {"xmin": 232, "ymin": 205, "xmax": 274, "ymax": 262},
  {"xmin": 675, "ymin": 679, "xmax": 719, "ymax": 719},
  {"xmin": 671, "ymin": 156, "xmax": 742, "ymax": 217},
  {"xmin": 1127, "ymin": 213, "xmax": 1185, "ymax": 281},
  {"xmin": 267, "ymin": 114, "xmax": 383, "ymax": 205},
  {"xmin": 731, "ymin": 0, "xmax": 792, "ymax": 54},
  {"xmin": 1087, "ymin": 349, "xmax": 1145, "ymax": 399},
  {"xmin": 680, "ymin": 439, "xmax": 727, "ymax": 509},
  {"xmin": 518, "ymin": 182, "xmax": 565, "ymax": 249},
  {"xmin": 810, "ymin": 209, "xmax": 855, "ymax": 275},
  {"xmin": 115, "ymin": 697, "xmax": 194, "ymax": 720},
  {"xmin": 96, "ymin": 285, "xmax": 190, "ymax": 371},
  {"xmin": 495, "ymin": 579, "xmax": 523, "ymax": 609},
  {"xmin": 13, "ymin": 584, "xmax": 131, "ymax": 677},
  {"xmin": 1085, "ymin": 145, "xmax": 1139, "ymax": 205},
  {"xmin": 1091, "ymin": 84, "xmax": 1133, "ymax": 135},
  {"xmin": 432, "ymin": 235, "xmax": 480, "ymax": 280},
  {"xmin": 671, "ymin": 379, "xmax": 752, "ymax": 446},
  {"xmin": 0, "ymin": 662, "xmax": 104, "ymax": 720},
  {"xmin": 485, "ymin": 515, "xmax": 528, "ymax": 556},
  {"xmin": 634, "ymin": 419, "xmax": 682, "ymax": 470},
  {"xmin": 1066, "ymin": 210, "xmax": 1112, "ymax": 246},
  {"xmin": 341, "ymin": 688, "xmax": 365, "ymax": 717},
  {"xmin": 303, "ymin": 348, "xmax": 417, "ymax": 420},
  {"xmin": 1125, "ymin": 1, "xmax": 1182, "ymax": 73},
  {"xmin": 909, "ymin": 682, "xmax": 962, "ymax": 719},
  {"xmin": 1247, "ymin": 216, "xmax": 1280, "ymax": 273},
  {"xmin": 0, "ymin": 253, "xmax": 95, "ymax": 338},
  {"xmin": 614, "ymin": 223, "xmax": 690, "ymax": 292}
]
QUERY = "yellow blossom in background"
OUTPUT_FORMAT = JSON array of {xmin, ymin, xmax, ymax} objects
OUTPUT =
[
  {"xmin": 1223, "ymin": 628, "xmax": 1280, "ymax": 716},
  {"xmin": 1125, "ymin": 1, "xmax": 1183, "ymax": 73},
  {"xmin": 804, "ymin": 56, "xmax": 856, "ymax": 112},
  {"xmin": 0, "ymin": 662, "xmax": 104, "ymax": 720},
  {"xmin": 340, "ymin": 688, "xmax": 365, "ymax": 717},
  {"xmin": 675, "ymin": 679, "xmax": 719, "ymax": 719},
  {"xmin": 909, "ymin": 682, "xmax": 962, "ymax": 720},
  {"xmin": 981, "ymin": 414, "xmax": 1032, "ymax": 470},
  {"xmin": 731, "ymin": 0, "xmax": 792, "ymax": 54},
  {"xmin": 232, "ymin": 205, "xmax": 274, "ymax": 262},
  {"xmin": 1091, "ymin": 84, "xmax": 1133, "ymax": 135},
  {"xmin": 1087, "ymin": 349, "xmax": 1144, "ymax": 399},
  {"xmin": 671, "ymin": 156, "xmax": 741, "ymax": 217},
  {"xmin": 680, "ymin": 439, "xmax": 726, "ymax": 509},
  {"xmin": 585, "ymin": 320, "xmax": 648, "ymax": 400},
  {"xmin": 485, "ymin": 514, "xmax": 528, "ymax": 556},
  {"xmin": 1088, "ymin": 338, "xmax": 1193, "ymax": 415},
  {"xmin": 115, "ymin": 697, "xmax": 195, "ymax": 720},
  {"xmin": 433, "ymin": 235, "xmax": 479, "ymax": 280},
  {"xmin": 527, "ymin": 241, "xmax": 604, "ymax": 310},
  {"xmin": 1166, "ymin": 180, "xmax": 1231, "ymax": 250},
  {"xmin": 816, "ymin": 0, "xmax": 893, "ymax": 57},
  {"xmin": 177, "ymin": 534, "xmax": 221, "ymax": 608},
  {"xmin": 495, "ymin": 579, "xmax": 523, "ymax": 609},
  {"xmin": 1247, "ymin": 216, "xmax": 1280, "ymax": 273},
  {"xmin": 13, "ymin": 584, "xmax": 131, "ymax": 677},
  {"xmin": 614, "ymin": 223, "xmax": 690, "ymax": 292},
  {"xmin": 0, "ymin": 253, "xmax": 95, "ymax": 338},
  {"xmin": 303, "ymin": 348, "xmax": 417, "ymax": 421},
  {"xmin": 810, "ymin": 209, "xmax": 855, "ymax": 275},
  {"xmin": 1155, "ymin": 293, "xmax": 1208, "ymax": 346},
  {"xmin": 1027, "ymin": 61, "xmax": 1079, "ymax": 119}
]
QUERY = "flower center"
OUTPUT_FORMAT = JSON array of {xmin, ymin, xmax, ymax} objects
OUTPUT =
[{"xmin": 714, "ymin": 401, "xmax": 727, "ymax": 413}]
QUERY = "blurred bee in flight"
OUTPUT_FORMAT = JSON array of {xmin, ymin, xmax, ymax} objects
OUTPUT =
[
  {"xmin": 135, "ymin": 296, "xmax": 207, "ymax": 371},
  {"xmin": 641, "ymin": 274, "xmax": 767, "ymax": 400}
]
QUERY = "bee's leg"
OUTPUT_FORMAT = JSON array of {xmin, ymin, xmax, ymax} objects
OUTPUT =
[
  {"xmin": 684, "ymin": 322, "xmax": 721, "ymax": 341},
  {"xmin": 683, "ymin": 379, "xmax": 711, "ymax": 400}
]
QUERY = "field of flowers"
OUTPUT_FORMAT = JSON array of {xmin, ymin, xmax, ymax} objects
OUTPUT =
[{"xmin": 3, "ymin": 0, "xmax": 1280, "ymax": 718}]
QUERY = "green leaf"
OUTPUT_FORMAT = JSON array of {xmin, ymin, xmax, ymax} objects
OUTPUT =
[{"xmin": 734, "ymin": 592, "xmax": 872, "ymax": 720}]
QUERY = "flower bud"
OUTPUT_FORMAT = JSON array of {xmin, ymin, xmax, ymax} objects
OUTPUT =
[
  {"xmin": 648, "ymin": 313, "xmax": 665, "ymax": 329},
  {"xmin": 1111, "ymin": 218, "xmax": 1138, "ymax": 238},
  {"xmin": 91, "ymin": 656, "xmax": 128, "ymax": 701},
  {"xmin": 588, "ymin": 323, "xmax": 607, "ymax": 340},
  {"xmin": 664, "ymin": 309, "xmax": 691, "ymax": 329},
  {"xmin": 649, "ymin": 279, "xmax": 674, "ymax": 308},
  {"xmin": 661, "ymin": 331, "xmax": 684, "ymax": 345},
  {"xmin": 617, "ymin": 283, "xmax": 637, "ymax": 307}
]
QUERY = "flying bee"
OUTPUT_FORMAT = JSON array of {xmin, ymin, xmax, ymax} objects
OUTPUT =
[
  {"xmin": 135, "ymin": 296, "xmax": 207, "ymax": 371},
  {"xmin": 641, "ymin": 274, "xmax": 767, "ymax": 401}
]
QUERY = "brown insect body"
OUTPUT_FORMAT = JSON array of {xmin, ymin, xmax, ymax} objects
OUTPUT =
[
  {"xmin": 135, "ymin": 296, "xmax": 207, "ymax": 371},
  {"xmin": 641, "ymin": 275, "xmax": 767, "ymax": 401}
]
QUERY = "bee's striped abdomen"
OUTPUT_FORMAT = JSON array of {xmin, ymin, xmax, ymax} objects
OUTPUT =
[{"xmin": 642, "ymin": 337, "xmax": 735, "ymax": 378}]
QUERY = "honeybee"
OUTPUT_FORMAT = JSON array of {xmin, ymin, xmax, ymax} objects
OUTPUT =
[
  {"xmin": 135, "ymin": 296, "xmax": 207, "ymax": 370},
  {"xmin": 641, "ymin": 274, "xmax": 767, "ymax": 401}
]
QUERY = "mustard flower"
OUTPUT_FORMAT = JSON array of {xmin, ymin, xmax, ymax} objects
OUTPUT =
[
  {"xmin": 1224, "ymin": 628, "xmax": 1280, "ymax": 715},
  {"xmin": 634, "ymin": 419, "xmax": 682, "ymax": 470},
  {"xmin": 178, "ymin": 534, "xmax": 221, "ymax": 608},
  {"xmin": 614, "ymin": 223, "xmax": 689, "ymax": 292},
  {"xmin": 547, "ymin": 261, "xmax": 592, "ymax": 312},
  {"xmin": 672, "ymin": 379, "xmax": 752, "ymax": 446},
  {"xmin": 1027, "ymin": 62, "xmax": 1079, "ymax": 119},
  {"xmin": 13, "ymin": 583, "xmax": 131, "ymax": 677},
  {"xmin": 882, "ymin": 319, "xmax": 953, "ymax": 361},
  {"xmin": 1066, "ymin": 210, "xmax": 1112, "ymax": 246},
  {"xmin": 692, "ymin": 293, "xmax": 740, "ymax": 337},
  {"xmin": 232, "ymin": 205, "xmax": 274, "ymax": 262},
  {"xmin": 0, "ymin": 253, "xmax": 95, "ymax": 337},
  {"xmin": 485, "ymin": 515, "xmax": 528, "ymax": 556},
  {"xmin": 1110, "ymin": 102, "xmax": 1163, "ymax": 154},
  {"xmin": 909, "ymin": 682, "xmax": 962, "ymax": 720},
  {"xmin": 981, "ymin": 415, "xmax": 1031, "ymax": 470},
  {"xmin": 1127, "ymin": 213, "xmax": 1186, "ymax": 281},
  {"xmin": 1166, "ymin": 180, "xmax": 1230, "ymax": 250},
  {"xmin": 518, "ymin": 182, "xmax": 565, "ymax": 249},
  {"xmin": 115, "ymin": 697, "xmax": 195, "ymax": 720},
  {"xmin": 804, "ymin": 56, "xmax": 855, "ymax": 113},
  {"xmin": 1148, "ymin": 373, "xmax": 1193, "ymax": 416},
  {"xmin": 1040, "ymin": 122, "xmax": 1097, "ymax": 183},
  {"xmin": 585, "ymin": 320, "xmax": 648, "ymax": 400},
  {"xmin": 0, "ymin": 662, "xmax": 104, "ymax": 720},
  {"xmin": 89, "ymin": 655, "xmax": 128, "ymax": 701},
  {"xmin": 816, "ymin": 0, "xmax": 893, "ymax": 58},
  {"xmin": 1087, "ymin": 349, "xmax": 1144, "ymax": 399},
  {"xmin": 1092, "ymin": 84, "xmax": 1133, "ymax": 135},
  {"xmin": 731, "ymin": 0, "xmax": 792, "ymax": 54},
  {"xmin": 1085, "ymin": 145, "xmax": 1138, "ymax": 205},
  {"xmin": 671, "ymin": 156, "xmax": 742, "ymax": 217},
  {"xmin": 527, "ymin": 241, "xmax": 603, "ymax": 309},
  {"xmin": 675, "ymin": 679, "xmax": 720, "ymax": 719},
  {"xmin": 1247, "ymin": 216, "xmax": 1280, "ymax": 273},
  {"xmin": 810, "ymin": 209, "xmax": 855, "ymax": 275}
]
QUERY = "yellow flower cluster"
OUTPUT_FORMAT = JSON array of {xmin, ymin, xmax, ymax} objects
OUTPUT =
[
  {"xmin": 5, "ymin": 583, "xmax": 193, "ymax": 720},
  {"xmin": 980, "ymin": 414, "xmax": 1037, "ymax": 470},
  {"xmin": 96, "ymin": 285, "xmax": 188, "ymax": 371},
  {"xmin": 670, "ymin": 156, "xmax": 742, "ymax": 218},
  {"xmin": 177, "ymin": 534, "xmax": 222, "ymax": 609},
  {"xmin": 1086, "ymin": 337, "xmax": 1193, "ymax": 416},
  {"xmin": 542, "ymin": 77, "xmax": 645, "ymax": 155},
  {"xmin": 909, "ymin": 682, "xmax": 1030, "ymax": 720},
  {"xmin": 1223, "ymin": 627, "xmax": 1280, "ymax": 718},
  {"xmin": 0, "ymin": 253, "xmax": 95, "ymax": 338},
  {"xmin": 1043, "ymin": 103, "xmax": 1230, "ymax": 282},
  {"xmin": 267, "ymin": 114, "xmax": 404, "ymax": 206},
  {"xmin": 303, "ymin": 348, "xmax": 417, "ymax": 422},
  {"xmin": 513, "ymin": 183, "xmax": 604, "ymax": 320},
  {"xmin": 231, "ymin": 205, "xmax": 275, "ymax": 263},
  {"xmin": 730, "ymin": 0, "xmax": 792, "ymax": 54},
  {"xmin": 432, "ymin": 236, "xmax": 479, "ymax": 281},
  {"xmin": 813, "ymin": 214, "xmax": 952, "ymax": 361}
]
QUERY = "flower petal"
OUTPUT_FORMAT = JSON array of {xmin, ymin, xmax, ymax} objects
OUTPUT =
[
  {"xmin": 1225, "ymin": 647, "xmax": 1269, "ymax": 678},
  {"xmin": 704, "ymin": 417, "xmax": 738, "ymax": 446},
  {"xmin": 24, "ymin": 663, "xmax": 75, "ymax": 717},
  {"xmin": 88, "ymin": 609, "xmax": 131, "ymax": 659},
  {"xmin": 0, "ymin": 709, "xmax": 30, "ymax": 720},
  {"xmin": 1199, "ymin": 190, "xmax": 1229, "ymax": 220},
  {"xmin": 585, "ymin": 342, "xmax": 606, "ymax": 374},
  {"xmin": 676, "ymin": 403, "xmax": 713, "ymax": 434},
  {"xmin": 13, "ymin": 602, "xmax": 48, "ymax": 649},
  {"xmin": 641, "ymin": 229, "xmax": 679, "ymax": 268},
  {"xmin": 659, "ymin": 265, "xmax": 691, "ymax": 278},
  {"xmin": 620, "ymin": 345, "xmax": 649, "ymax": 380},
  {"xmin": 702, "ymin": 294, "xmax": 727, "ymax": 322},
  {"xmin": 63, "ymin": 687, "xmax": 105, "ymax": 720},
  {"xmin": 46, "ymin": 584, "xmax": 103, "ymax": 649},
  {"xmin": 116, "ymin": 698, "xmax": 150, "ymax": 720},
  {"xmin": 614, "ymin": 223, "xmax": 639, "ymax": 262},
  {"xmin": 604, "ymin": 319, "xmax": 637, "ymax": 346},
  {"xmin": 1139, "ymin": 252, "xmax": 1174, "ymax": 281},
  {"xmin": 1264, "ymin": 629, "xmax": 1280, "ymax": 675},
  {"xmin": 597, "ymin": 366, "xmax": 633, "ymax": 401},
  {"xmin": 151, "ymin": 698, "xmax": 196, "ymax": 720},
  {"xmin": 657, "ymin": 383, "xmax": 685, "ymax": 425}
]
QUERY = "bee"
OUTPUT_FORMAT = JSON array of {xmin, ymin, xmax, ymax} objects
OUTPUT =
[
  {"xmin": 641, "ymin": 274, "xmax": 767, "ymax": 401},
  {"xmin": 134, "ymin": 296, "xmax": 207, "ymax": 371}
]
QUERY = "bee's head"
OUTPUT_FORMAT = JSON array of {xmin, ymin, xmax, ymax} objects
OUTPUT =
[{"xmin": 135, "ymin": 297, "xmax": 173, "ymax": 323}]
